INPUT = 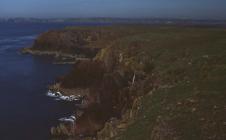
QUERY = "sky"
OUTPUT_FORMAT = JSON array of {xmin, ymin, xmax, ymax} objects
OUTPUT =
[{"xmin": 0, "ymin": 0, "xmax": 226, "ymax": 19}]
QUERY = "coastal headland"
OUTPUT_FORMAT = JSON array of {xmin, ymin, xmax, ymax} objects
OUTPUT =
[{"xmin": 22, "ymin": 25, "xmax": 226, "ymax": 140}]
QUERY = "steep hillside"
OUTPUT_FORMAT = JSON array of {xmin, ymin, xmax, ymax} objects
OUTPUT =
[{"xmin": 24, "ymin": 26, "xmax": 226, "ymax": 140}]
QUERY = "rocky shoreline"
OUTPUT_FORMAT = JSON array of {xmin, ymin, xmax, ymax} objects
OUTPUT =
[
  {"xmin": 22, "ymin": 26, "xmax": 156, "ymax": 140},
  {"xmin": 47, "ymin": 77, "xmax": 146, "ymax": 140},
  {"xmin": 21, "ymin": 47, "xmax": 91, "ymax": 64}
]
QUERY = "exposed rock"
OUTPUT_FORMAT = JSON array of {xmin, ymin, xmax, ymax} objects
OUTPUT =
[
  {"xmin": 49, "ymin": 50, "xmax": 153, "ymax": 138},
  {"xmin": 51, "ymin": 123, "xmax": 74, "ymax": 137}
]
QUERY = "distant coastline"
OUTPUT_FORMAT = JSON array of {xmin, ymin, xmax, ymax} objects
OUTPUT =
[{"xmin": 1, "ymin": 17, "xmax": 226, "ymax": 27}]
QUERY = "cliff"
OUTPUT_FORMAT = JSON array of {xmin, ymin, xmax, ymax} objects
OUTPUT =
[
  {"xmin": 21, "ymin": 26, "xmax": 145, "ymax": 59},
  {"xmin": 22, "ymin": 29, "xmax": 101, "ymax": 58},
  {"xmin": 25, "ymin": 26, "xmax": 226, "ymax": 140}
]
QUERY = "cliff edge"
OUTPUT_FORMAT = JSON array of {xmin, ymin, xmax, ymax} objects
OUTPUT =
[{"xmin": 24, "ymin": 26, "xmax": 226, "ymax": 140}]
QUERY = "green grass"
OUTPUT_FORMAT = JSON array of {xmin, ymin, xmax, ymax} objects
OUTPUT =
[{"xmin": 113, "ymin": 26, "xmax": 226, "ymax": 140}]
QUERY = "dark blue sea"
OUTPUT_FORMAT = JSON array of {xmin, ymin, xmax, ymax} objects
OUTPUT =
[{"xmin": 0, "ymin": 22, "xmax": 95, "ymax": 140}]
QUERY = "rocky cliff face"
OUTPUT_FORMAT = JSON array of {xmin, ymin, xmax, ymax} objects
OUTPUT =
[
  {"xmin": 24, "ymin": 26, "xmax": 226, "ymax": 140},
  {"xmin": 24, "ymin": 26, "xmax": 157, "ymax": 139},
  {"xmin": 22, "ymin": 26, "xmax": 149, "ymax": 59},
  {"xmin": 22, "ymin": 29, "xmax": 104, "ymax": 58},
  {"xmin": 50, "ymin": 43, "xmax": 157, "ymax": 139}
]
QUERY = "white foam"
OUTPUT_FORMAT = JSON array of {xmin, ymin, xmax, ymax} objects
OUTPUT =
[
  {"xmin": 59, "ymin": 96, "xmax": 69, "ymax": 100},
  {"xmin": 46, "ymin": 90, "xmax": 81, "ymax": 102},
  {"xmin": 69, "ymin": 115, "xmax": 76, "ymax": 120},
  {"xmin": 58, "ymin": 115, "xmax": 76, "ymax": 123},
  {"xmin": 46, "ymin": 90, "xmax": 62, "ymax": 98}
]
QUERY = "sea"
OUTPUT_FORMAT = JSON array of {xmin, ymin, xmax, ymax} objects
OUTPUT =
[{"xmin": 0, "ymin": 22, "xmax": 99, "ymax": 140}]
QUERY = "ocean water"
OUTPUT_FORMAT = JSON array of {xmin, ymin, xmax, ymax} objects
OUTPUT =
[{"xmin": 0, "ymin": 22, "xmax": 84, "ymax": 140}]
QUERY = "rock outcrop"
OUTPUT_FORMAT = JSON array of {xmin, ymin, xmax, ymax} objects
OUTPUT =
[{"xmin": 21, "ymin": 29, "xmax": 103, "ymax": 59}]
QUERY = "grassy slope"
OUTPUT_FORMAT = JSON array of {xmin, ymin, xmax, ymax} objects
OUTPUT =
[
  {"xmin": 108, "ymin": 27, "xmax": 226, "ymax": 140},
  {"xmin": 30, "ymin": 25, "xmax": 226, "ymax": 139}
]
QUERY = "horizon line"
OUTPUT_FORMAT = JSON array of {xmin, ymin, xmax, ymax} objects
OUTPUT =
[{"xmin": 0, "ymin": 17, "xmax": 226, "ymax": 21}]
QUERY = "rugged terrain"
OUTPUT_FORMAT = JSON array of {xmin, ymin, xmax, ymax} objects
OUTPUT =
[{"xmin": 24, "ymin": 25, "xmax": 226, "ymax": 140}]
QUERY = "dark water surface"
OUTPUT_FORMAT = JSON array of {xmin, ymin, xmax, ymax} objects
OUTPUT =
[{"xmin": 0, "ymin": 22, "xmax": 88, "ymax": 140}]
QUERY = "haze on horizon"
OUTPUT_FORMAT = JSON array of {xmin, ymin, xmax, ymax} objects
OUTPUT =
[{"xmin": 0, "ymin": 0, "xmax": 226, "ymax": 20}]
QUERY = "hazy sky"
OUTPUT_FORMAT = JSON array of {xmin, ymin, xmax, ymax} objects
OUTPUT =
[{"xmin": 0, "ymin": 0, "xmax": 226, "ymax": 19}]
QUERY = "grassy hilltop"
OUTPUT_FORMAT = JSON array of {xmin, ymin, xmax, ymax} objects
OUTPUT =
[
  {"xmin": 113, "ymin": 26, "xmax": 226, "ymax": 140},
  {"xmin": 25, "ymin": 25, "xmax": 226, "ymax": 139}
]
